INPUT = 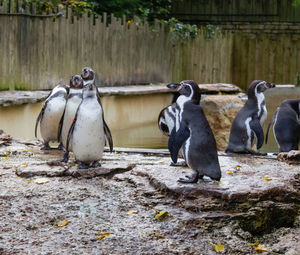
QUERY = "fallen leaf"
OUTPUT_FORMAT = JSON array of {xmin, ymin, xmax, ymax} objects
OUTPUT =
[
  {"xmin": 57, "ymin": 220, "xmax": 69, "ymax": 227},
  {"xmin": 212, "ymin": 244, "xmax": 225, "ymax": 253},
  {"xmin": 248, "ymin": 241, "xmax": 260, "ymax": 247},
  {"xmin": 127, "ymin": 209, "xmax": 138, "ymax": 215},
  {"xmin": 263, "ymin": 177, "xmax": 272, "ymax": 181},
  {"xmin": 96, "ymin": 232, "xmax": 112, "ymax": 240},
  {"xmin": 4, "ymin": 157, "xmax": 8, "ymax": 160},
  {"xmin": 21, "ymin": 163, "xmax": 29, "ymax": 165},
  {"xmin": 253, "ymin": 244, "xmax": 268, "ymax": 253},
  {"xmin": 34, "ymin": 178, "xmax": 49, "ymax": 185},
  {"xmin": 27, "ymin": 149, "xmax": 34, "ymax": 152},
  {"xmin": 226, "ymin": 171, "xmax": 233, "ymax": 175},
  {"xmin": 155, "ymin": 210, "xmax": 169, "ymax": 219}
]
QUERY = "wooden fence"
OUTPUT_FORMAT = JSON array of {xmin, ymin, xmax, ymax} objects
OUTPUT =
[{"xmin": 0, "ymin": 2, "xmax": 299, "ymax": 91}]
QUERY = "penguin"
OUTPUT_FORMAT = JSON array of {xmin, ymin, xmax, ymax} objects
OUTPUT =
[
  {"xmin": 35, "ymin": 84, "xmax": 69, "ymax": 150},
  {"xmin": 158, "ymin": 90, "xmax": 200, "ymax": 137},
  {"xmin": 158, "ymin": 89, "xmax": 200, "ymax": 167},
  {"xmin": 265, "ymin": 99, "xmax": 300, "ymax": 152},
  {"xmin": 81, "ymin": 67, "xmax": 113, "ymax": 152},
  {"xmin": 66, "ymin": 83, "xmax": 111, "ymax": 169},
  {"xmin": 167, "ymin": 80, "xmax": 221, "ymax": 183},
  {"xmin": 225, "ymin": 80, "xmax": 275, "ymax": 155},
  {"xmin": 59, "ymin": 75, "xmax": 84, "ymax": 162}
]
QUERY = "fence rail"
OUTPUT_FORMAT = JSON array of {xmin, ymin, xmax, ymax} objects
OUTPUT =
[{"xmin": 0, "ymin": 1, "xmax": 299, "ymax": 91}]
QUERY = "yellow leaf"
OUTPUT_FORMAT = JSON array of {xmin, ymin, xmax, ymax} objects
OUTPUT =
[
  {"xmin": 22, "ymin": 163, "xmax": 29, "ymax": 165},
  {"xmin": 127, "ymin": 209, "xmax": 138, "ymax": 215},
  {"xmin": 263, "ymin": 177, "xmax": 272, "ymax": 181},
  {"xmin": 27, "ymin": 149, "xmax": 34, "ymax": 152},
  {"xmin": 155, "ymin": 210, "xmax": 169, "ymax": 219},
  {"xmin": 248, "ymin": 241, "xmax": 259, "ymax": 247},
  {"xmin": 213, "ymin": 244, "xmax": 225, "ymax": 253},
  {"xmin": 34, "ymin": 178, "xmax": 49, "ymax": 185},
  {"xmin": 96, "ymin": 232, "xmax": 111, "ymax": 240},
  {"xmin": 226, "ymin": 171, "xmax": 233, "ymax": 175},
  {"xmin": 57, "ymin": 220, "xmax": 69, "ymax": 227},
  {"xmin": 213, "ymin": 181, "xmax": 222, "ymax": 184},
  {"xmin": 4, "ymin": 157, "xmax": 8, "ymax": 160},
  {"xmin": 253, "ymin": 244, "xmax": 268, "ymax": 253}
]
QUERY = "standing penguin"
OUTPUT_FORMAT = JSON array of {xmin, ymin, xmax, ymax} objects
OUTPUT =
[
  {"xmin": 81, "ymin": 67, "xmax": 113, "ymax": 152},
  {"xmin": 158, "ymin": 90, "xmax": 200, "ymax": 137},
  {"xmin": 167, "ymin": 80, "xmax": 221, "ymax": 183},
  {"xmin": 226, "ymin": 80, "xmax": 275, "ymax": 155},
  {"xmin": 66, "ymin": 83, "xmax": 110, "ymax": 169},
  {"xmin": 265, "ymin": 99, "xmax": 300, "ymax": 152},
  {"xmin": 35, "ymin": 84, "xmax": 68, "ymax": 150},
  {"xmin": 59, "ymin": 75, "xmax": 84, "ymax": 162}
]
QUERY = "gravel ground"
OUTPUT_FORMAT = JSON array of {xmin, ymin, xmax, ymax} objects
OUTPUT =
[{"xmin": 0, "ymin": 138, "xmax": 299, "ymax": 255}]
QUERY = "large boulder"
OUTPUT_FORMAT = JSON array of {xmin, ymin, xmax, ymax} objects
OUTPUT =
[{"xmin": 201, "ymin": 94, "xmax": 246, "ymax": 150}]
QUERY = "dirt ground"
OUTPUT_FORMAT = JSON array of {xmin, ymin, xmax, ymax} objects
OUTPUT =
[{"xmin": 0, "ymin": 136, "xmax": 299, "ymax": 255}]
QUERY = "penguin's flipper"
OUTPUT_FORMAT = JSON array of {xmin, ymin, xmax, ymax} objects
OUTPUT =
[
  {"xmin": 103, "ymin": 120, "xmax": 113, "ymax": 153},
  {"xmin": 265, "ymin": 108, "xmax": 278, "ymax": 144},
  {"xmin": 250, "ymin": 117, "xmax": 264, "ymax": 150},
  {"xmin": 96, "ymin": 89, "xmax": 114, "ymax": 152},
  {"xmin": 66, "ymin": 116, "xmax": 77, "ymax": 153},
  {"xmin": 35, "ymin": 104, "xmax": 46, "ymax": 138},
  {"xmin": 168, "ymin": 122, "xmax": 190, "ymax": 164}
]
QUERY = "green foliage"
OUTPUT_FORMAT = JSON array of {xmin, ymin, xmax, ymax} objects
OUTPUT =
[
  {"xmin": 163, "ymin": 18, "xmax": 198, "ymax": 43},
  {"xmin": 204, "ymin": 24, "xmax": 220, "ymax": 40},
  {"xmin": 292, "ymin": 0, "xmax": 300, "ymax": 6}
]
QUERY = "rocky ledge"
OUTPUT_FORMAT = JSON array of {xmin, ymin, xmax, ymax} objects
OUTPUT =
[
  {"xmin": 0, "ymin": 136, "xmax": 299, "ymax": 254},
  {"xmin": 0, "ymin": 83, "xmax": 241, "ymax": 107}
]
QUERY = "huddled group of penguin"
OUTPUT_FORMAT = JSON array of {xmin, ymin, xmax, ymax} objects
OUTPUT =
[
  {"xmin": 35, "ymin": 67, "xmax": 113, "ymax": 169},
  {"xmin": 36, "ymin": 73, "xmax": 300, "ymax": 182},
  {"xmin": 159, "ymin": 79, "xmax": 300, "ymax": 183}
]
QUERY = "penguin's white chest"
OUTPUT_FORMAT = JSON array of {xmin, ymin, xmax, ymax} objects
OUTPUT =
[
  {"xmin": 40, "ymin": 97, "xmax": 66, "ymax": 142},
  {"xmin": 72, "ymin": 100, "xmax": 105, "ymax": 163},
  {"xmin": 61, "ymin": 95, "xmax": 82, "ymax": 147}
]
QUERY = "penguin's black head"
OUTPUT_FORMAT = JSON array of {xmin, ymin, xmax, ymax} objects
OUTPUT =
[
  {"xmin": 248, "ymin": 80, "xmax": 275, "ymax": 97},
  {"xmin": 70, "ymin": 75, "xmax": 83, "ymax": 89},
  {"xmin": 81, "ymin": 67, "xmax": 95, "ymax": 82},
  {"xmin": 167, "ymin": 80, "xmax": 201, "ymax": 104}
]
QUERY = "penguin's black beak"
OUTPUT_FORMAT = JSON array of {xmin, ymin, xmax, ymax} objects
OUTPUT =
[
  {"xmin": 265, "ymin": 82, "xmax": 276, "ymax": 89},
  {"xmin": 167, "ymin": 83, "xmax": 181, "ymax": 89}
]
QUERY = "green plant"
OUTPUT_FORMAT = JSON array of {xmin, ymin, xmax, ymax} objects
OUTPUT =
[{"xmin": 164, "ymin": 18, "xmax": 198, "ymax": 43}]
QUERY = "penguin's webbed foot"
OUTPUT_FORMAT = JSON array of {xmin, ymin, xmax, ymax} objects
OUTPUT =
[
  {"xmin": 178, "ymin": 173, "xmax": 199, "ymax": 183},
  {"xmin": 91, "ymin": 161, "xmax": 101, "ymax": 168},
  {"xmin": 41, "ymin": 142, "xmax": 51, "ymax": 150},
  {"xmin": 78, "ymin": 162, "xmax": 89, "ymax": 169},
  {"xmin": 170, "ymin": 161, "xmax": 187, "ymax": 167},
  {"xmin": 57, "ymin": 143, "xmax": 64, "ymax": 150},
  {"xmin": 59, "ymin": 152, "xmax": 69, "ymax": 163}
]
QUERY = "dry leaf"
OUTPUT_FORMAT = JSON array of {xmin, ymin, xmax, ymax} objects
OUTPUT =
[
  {"xmin": 253, "ymin": 244, "xmax": 268, "ymax": 253},
  {"xmin": 226, "ymin": 171, "xmax": 233, "ymax": 175},
  {"xmin": 21, "ymin": 162, "xmax": 29, "ymax": 165},
  {"xmin": 4, "ymin": 157, "xmax": 8, "ymax": 160},
  {"xmin": 96, "ymin": 232, "xmax": 112, "ymax": 240},
  {"xmin": 248, "ymin": 241, "xmax": 259, "ymax": 247},
  {"xmin": 212, "ymin": 244, "xmax": 225, "ymax": 253},
  {"xmin": 127, "ymin": 209, "xmax": 138, "ymax": 215},
  {"xmin": 263, "ymin": 177, "xmax": 272, "ymax": 181},
  {"xmin": 34, "ymin": 178, "xmax": 49, "ymax": 185},
  {"xmin": 57, "ymin": 220, "xmax": 69, "ymax": 227},
  {"xmin": 155, "ymin": 210, "xmax": 169, "ymax": 219}
]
